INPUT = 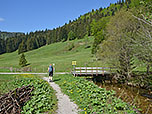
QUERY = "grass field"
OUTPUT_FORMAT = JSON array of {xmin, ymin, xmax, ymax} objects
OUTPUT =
[
  {"xmin": 0, "ymin": 36, "xmax": 147, "ymax": 72},
  {"xmin": 0, "ymin": 36, "xmax": 105, "ymax": 72}
]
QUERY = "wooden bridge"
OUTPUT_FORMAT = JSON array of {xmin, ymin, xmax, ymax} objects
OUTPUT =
[{"xmin": 72, "ymin": 67, "xmax": 116, "ymax": 76}]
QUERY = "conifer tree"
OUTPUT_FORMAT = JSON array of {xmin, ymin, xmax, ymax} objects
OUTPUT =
[
  {"xmin": 18, "ymin": 40, "xmax": 27, "ymax": 54},
  {"xmin": 0, "ymin": 38, "xmax": 6, "ymax": 54},
  {"xmin": 19, "ymin": 53, "xmax": 27, "ymax": 67},
  {"xmin": 122, "ymin": 0, "xmax": 124, "ymax": 4},
  {"xmin": 68, "ymin": 31, "xmax": 76, "ymax": 40}
]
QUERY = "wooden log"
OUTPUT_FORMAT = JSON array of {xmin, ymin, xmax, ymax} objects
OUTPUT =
[{"xmin": 0, "ymin": 85, "xmax": 34, "ymax": 114}]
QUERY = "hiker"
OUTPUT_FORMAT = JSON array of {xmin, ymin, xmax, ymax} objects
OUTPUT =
[{"xmin": 48, "ymin": 64, "xmax": 53, "ymax": 82}]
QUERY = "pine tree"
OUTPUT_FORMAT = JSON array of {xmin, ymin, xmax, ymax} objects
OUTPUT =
[
  {"xmin": 19, "ymin": 53, "xmax": 27, "ymax": 67},
  {"xmin": 18, "ymin": 40, "xmax": 27, "ymax": 54},
  {"xmin": 68, "ymin": 31, "xmax": 76, "ymax": 40},
  {"xmin": 0, "ymin": 38, "xmax": 6, "ymax": 54},
  {"xmin": 122, "ymin": 0, "xmax": 124, "ymax": 3}
]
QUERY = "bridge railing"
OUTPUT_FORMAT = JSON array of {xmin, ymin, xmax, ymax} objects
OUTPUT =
[{"xmin": 72, "ymin": 67, "xmax": 116, "ymax": 76}]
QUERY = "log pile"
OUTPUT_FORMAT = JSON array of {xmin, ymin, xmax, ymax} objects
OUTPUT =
[{"xmin": 0, "ymin": 85, "xmax": 34, "ymax": 114}]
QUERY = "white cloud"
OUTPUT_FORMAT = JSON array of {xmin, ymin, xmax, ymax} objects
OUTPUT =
[{"xmin": 0, "ymin": 18, "xmax": 4, "ymax": 22}]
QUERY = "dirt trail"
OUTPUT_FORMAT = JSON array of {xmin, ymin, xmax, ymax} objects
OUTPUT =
[
  {"xmin": 43, "ymin": 77, "xmax": 79, "ymax": 114},
  {"xmin": 0, "ymin": 72, "xmax": 69, "ymax": 75}
]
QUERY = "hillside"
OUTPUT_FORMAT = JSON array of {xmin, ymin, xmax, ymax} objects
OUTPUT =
[
  {"xmin": 1, "ymin": 0, "xmax": 147, "ymax": 55},
  {"xmin": 0, "ymin": 36, "xmax": 104, "ymax": 72},
  {"xmin": 0, "ymin": 0, "xmax": 151, "ymax": 74},
  {"xmin": 0, "ymin": 31, "xmax": 24, "ymax": 40},
  {"xmin": 0, "ymin": 31, "xmax": 25, "ymax": 54}
]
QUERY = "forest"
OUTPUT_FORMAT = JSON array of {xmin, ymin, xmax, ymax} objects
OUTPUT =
[{"xmin": 1, "ymin": 0, "xmax": 150, "ymax": 54}]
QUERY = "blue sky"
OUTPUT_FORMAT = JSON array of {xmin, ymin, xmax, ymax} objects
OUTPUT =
[{"xmin": 0, "ymin": 0, "xmax": 118, "ymax": 33}]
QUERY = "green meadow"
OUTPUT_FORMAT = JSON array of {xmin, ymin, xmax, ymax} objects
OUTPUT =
[
  {"xmin": 0, "ymin": 37, "xmax": 105, "ymax": 72},
  {"xmin": 0, "ymin": 36, "xmax": 147, "ymax": 72}
]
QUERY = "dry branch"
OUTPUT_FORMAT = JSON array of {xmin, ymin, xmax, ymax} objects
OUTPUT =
[{"xmin": 0, "ymin": 85, "xmax": 34, "ymax": 114}]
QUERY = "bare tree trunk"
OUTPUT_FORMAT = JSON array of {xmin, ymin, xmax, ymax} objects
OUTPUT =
[{"xmin": 146, "ymin": 64, "xmax": 150, "ymax": 75}]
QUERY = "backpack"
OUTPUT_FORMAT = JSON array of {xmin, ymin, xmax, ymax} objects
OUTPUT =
[{"xmin": 49, "ymin": 65, "xmax": 53, "ymax": 72}]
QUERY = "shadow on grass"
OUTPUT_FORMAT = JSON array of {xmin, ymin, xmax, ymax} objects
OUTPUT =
[
  {"xmin": 53, "ymin": 78, "xmax": 61, "ymax": 82},
  {"xmin": 25, "ymin": 63, "xmax": 31, "ymax": 66}
]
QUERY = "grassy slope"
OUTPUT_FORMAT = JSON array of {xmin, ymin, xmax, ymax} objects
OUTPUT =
[
  {"xmin": 0, "ymin": 35, "xmax": 146, "ymax": 72},
  {"xmin": 0, "ymin": 36, "xmax": 104, "ymax": 72}
]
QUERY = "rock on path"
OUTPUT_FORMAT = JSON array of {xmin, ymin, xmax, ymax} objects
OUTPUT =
[{"xmin": 43, "ymin": 77, "xmax": 79, "ymax": 114}]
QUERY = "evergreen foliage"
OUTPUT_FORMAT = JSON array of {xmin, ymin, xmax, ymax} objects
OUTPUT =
[
  {"xmin": 19, "ymin": 53, "xmax": 27, "ymax": 67},
  {"xmin": 18, "ymin": 40, "xmax": 27, "ymax": 54},
  {"xmin": 91, "ymin": 17, "xmax": 110, "ymax": 54},
  {"xmin": 68, "ymin": 31, "xmax": 76, "ymax": 40},
  {"xmin": 0, "ymin": 0, "xmax": 129, "ymax": 54},
  {"xmin": 0, "ymin": 38, "xmax": 6, "ymax": 54},
  {"xmin": 0, "ymin": 31, "xmax": 24, "ymax": 40}
]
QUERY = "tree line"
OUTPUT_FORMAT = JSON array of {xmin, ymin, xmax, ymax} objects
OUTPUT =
[
  {"xmin": 0, "ymin": 31, "xmax": 24, "ymax": 40},
  {"xmin": 0, "ymin": 0, "xmax": 131, "ymax": 55},
  {"xmin": 94, "ymin": 0, "xmax": 152, "ymax": 80}
]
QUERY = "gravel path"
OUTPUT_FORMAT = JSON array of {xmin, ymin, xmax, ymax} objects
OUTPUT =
[
  {"xmin": 0, "ymin": 72, "xmax": 69, "ymax": 75},
  {"xmin": 43, "ymin": 77, "xmax": 79, "ymax": 114}
]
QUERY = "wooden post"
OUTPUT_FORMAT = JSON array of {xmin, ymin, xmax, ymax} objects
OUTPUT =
[
  {"xmin": 73, "ymin": 65, "xmax": 76, "ymax": 77},
  {"xmin": 109, "ymin": 67, "xmax": 111, "ymax": 74},
  {"xmin": 96, "ymin": 67, "xmax": 98, "ymax": 76},
  {"xmin": 72, "ymin": 61, "xmax": 76, "ymax": 76},
  {"xmin": 102, "ymin": 67, "xmax": 104, "ymax": 76}
]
